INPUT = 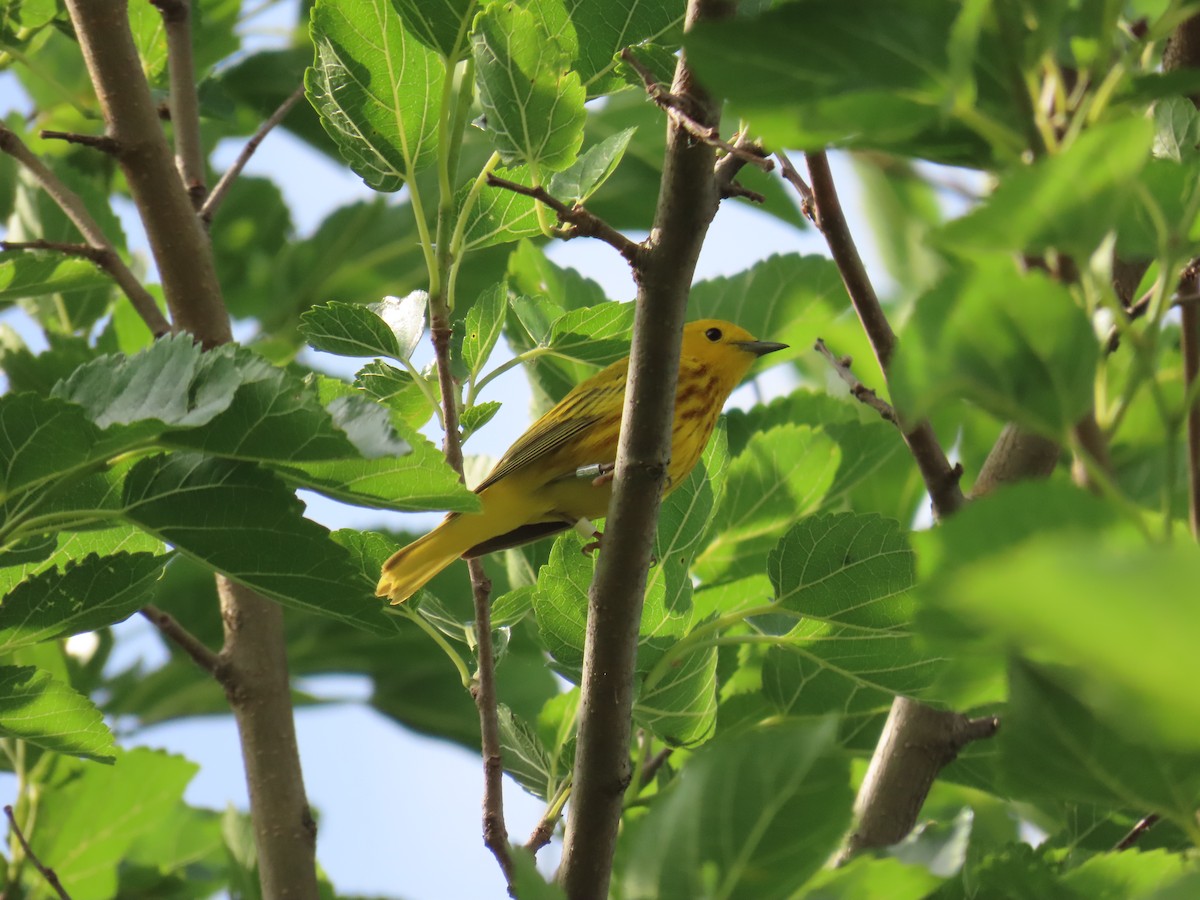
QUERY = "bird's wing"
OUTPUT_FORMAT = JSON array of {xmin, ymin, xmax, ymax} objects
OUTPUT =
[
  {"xmin": 474, "ymin": 409, "xmax": 607, "ymax": 493},
  {"xmin": 474, "ymin": 359, "xmax": 627, "ymax": 494}
]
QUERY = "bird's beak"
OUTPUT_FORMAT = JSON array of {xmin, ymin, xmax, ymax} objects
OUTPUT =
[{"xmin": 734, "ymin": 340, "xmax": 789, "ymax": 358}]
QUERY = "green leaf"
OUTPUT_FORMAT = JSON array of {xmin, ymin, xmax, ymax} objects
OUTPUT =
[
  {"xmin": 2, "ymin": 332, "xmax": 98, "ymax": 397},
  {"xmin": 461, "ymin": 400, "xmax": 502, "ymax": 439},
  {"xmin": 762, "ymin": 514, "xmax": 938, "ymax": 719},
  {"xmin": 512, "ymin": 853, "xmax": 567, "ymax": 900},
  {"xmin": 460, "ymin": 130, "xmax": 637, "ymax": 250},
  {"xmin": 636, "ymin": 643, "xmax": 718, "ymax": 746},
  {"xmin": 0, "ymin": 252, "xmax": 111, "ymax": 304},
  {"xmin": 0, "ymin": 551, "xmax": 166, "ymax": 652},
  {"xmin": 547, "ymin": 126, "xmax": 637, "ymax": 203},
  {"xmin": 1000, "ymin": 660, "xmax": 1200, "ymax": 824},
  {"xmin": 120, "ymin": 454, "xmax": 392, "ymax": 634},
  {"xmin": 53, "ymin": 333, "xmax": 241, "ymax": 430},
  {"xmin": 0, "ymin": 665, "xmax": 114, "ymax": 761},
  {"xmin": 797, "ymin": 856, "xmax": 942, "ymax": 899},
  {"xmin": 458, "ymin": 164, "xmax": 545, "ymax": 250},
  {"xmin": 395, "ymin": 0, "xmax": 478, "ymax": 58},
  {"xmin": 850, "ymin": 156, "xmax": 944, "ymax": 294},
  {"xmin": 275, "ymin": 418, "xmax": 478, "ymax": 512},
  {"xmin": 473, "ymin": 0, "xmax": 587, "ymax": 173},
  {"xmin": 889, "ymin": 261, "xmax": 1099, "ymax": 437},
  {"xmin": 615, "ymin": 41, "xmax": 679, "ymax": 92},
  {"xmin": 684, "ymin": 0, "xmax": 1017, "ymax": 166},
  {"xmin": 462, "ymin": 282, "xmax": 508, "ymax": 379},
  {"xmin": 497, "ymin": 703, "xmax": 559, "ymax": 800},
  {"xmin": 617, "ymin": 720, "xmax": 852, "ymax": 900},
  {"xmin": 1153, "ymin": 96, "xmax": 1200, "ymax": 163},
  {"xmin": 936, "ymin": 118, "xmax": 1156, "ymax": 257},
  {"xmin": 299, "ymin": 300, "xmax": 404, "ymax": 359},
  {"xmin": 354, "ymin": 360, "xmax": 436, "ymax": 427},
  {"xmin": 210, "ymin": 176, "xmax": 294, "ymax": 320},
  {"xmin": 694, "ymin": 425, "xmax": 840, "ymax": 583},
  {"xmin": 0, "ymin": 392, "xmax": 103, "ymax": 495},
  {"xmin": 30, "ymin": 748, "xmax": 197, "ymax": 899},
  {"xmin": 326, "ymin": 393, "xmax": 410, "ymax": 458},
  {"xmin": 930, "ymin": 531, "xmax": 1200, "ymax": 752},
  {"xmin": 7, "ymin": 159, "xmax": 122, "ymax": 334},
  {"xmin": 1061, "ymin": 850, "xmax": 1194, "ymax": 900},
  {"xmin": 161, "ymin": 356, "xmax": 369, "ymax": 465},
  {"xmin": 568, "ymin": 0, "xmax": 683, "ymax": 97},
  {"xmin": 307, "ymin": 0, "xmax": 444, "ymax": 190}
]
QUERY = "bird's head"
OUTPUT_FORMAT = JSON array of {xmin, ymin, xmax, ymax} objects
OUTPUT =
[{"xmin": 682, "ymin": 319, "xmax": 788, "ymax": 389}]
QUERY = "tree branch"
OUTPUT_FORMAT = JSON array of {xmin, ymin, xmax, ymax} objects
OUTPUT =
[
  {"xmin": 64, "ymin": 0, "xmax": 231, "ymax": 345},
  {"xmin": 430, "ymin": 292, "xmax": 513, "ymax": 885},
  {"xmin": 151, "ymin": 0, "xmax": 206, "ymax": 206},
  {"xmin": 804, "ymin": 150, "xmax": 964, "ymax": 518},
  {"xmin": 4, "ymin": 806, "xmax": 72, "ymax": 900},
  {"xmin": 140, "ymin": 603, "xmax": 221, "ymax": 675},
  {"xmin": 201, "ymin": 84, "xmax": 306, "ymax": 226},
  {"xmin": 1182, "ymin": 277, "xmax": 1200, "ymax": 540},
  {"xmin": 215, "ymin": 580, "xmax": 318, "ymax": 899},
  {"xmin": 484, "ymin": 174, "xmax": 643, "ymax": 264},
  {"xmin": 62, "ymin": 4, "xmax": 317, "ymax": 897},
  {"xmin": 838, "ymin": 706, "xmax": 999, "ymax": 861},
  {"xmin": 814, "ymin": 338, "xmax": 898, "ymax": 425},
  {"xmin": 1113, "ymin": 813, "xmax": 1160, "ymax": 851},
  {"xmin": 558, "ymin": 3, "xmax": 734, "ymax": 897},
  {"xmin": 0, "ymin": 127, "xmax": 172, "ymax": 337},
  {"xmin": 792, "ymin": 151, "xmax": 990, "ymax": 860},
  {"xmin": 619, "ymin": 45, "xmax": 772, "ymax": 172},
  {"xmin": 38, "ymin": 129, "xmax": 118, "ymax": 154}
]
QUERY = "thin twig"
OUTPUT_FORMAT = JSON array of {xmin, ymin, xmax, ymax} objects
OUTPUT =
[
  {"xmin": 428, "ymin": 312, "xmax": 513, "ymax": 886},
  {"xmin": 38, "ymin": 130, "xmax": 118, "ymax": 154},
  {"xmin": 640, "ymin": 747, "xmax": 673, "ymax": 787},
  {"xmin": 796, "ymin": 149, "xmax": 976, "ymax": 865},
  {"xmin": 151, "ymin": 0, "xmax": 206, "ymax": 207},
  {"xmin": 1105, "ymin": 283, "xmax": 1155, "ymax": 354},
  {"xmin": 775, "ymin": 150, "xmax": 816, "ymax": 220},
  {"xmin": 803, "ymin": 150, "xmax": 965, "ymax": 518},
  {"xmin": 1113, "ymin": 813, "xmax": 1160, "ymax": 851},
  {"xmin": 467, "ymin": 558, "xmax": 514, "ymax": 885},
  {"xmin": 201, "ymin": 84, "xmax": 306, "ymax": 226},
  {"xmin": 140, "ymin": 603, "xmax": 222, "ymax": 676},
  {"xmin": 4, "ymin": 806, "xmax": 72, "ymax": 900},
  {"xmin": 484, "ymin": 174, "xmax": 642, "ymax": 264},
  {"xmin": 719, "ymin": 181, "xmax": 765, "ymax": 203},
  {"xmin": 1, "ymin": 239, "xmax": 106, "ymax": 263},
  {"xmin": 0, "ymin": 127, "xmax": 171, "ymax": 337},
  {"xmin": 814, "ymin": 338, "xmax": 899, "ymax": 425},
  {"xmin": 714, "ymin": 133, "xmax": 769, "ymax": 202},
  {"xmin": 1182, "ymin": 295, "xmax": 1200, "ymax": 540},
  {"xmin": 525, "ymin": 802, "xmax": 562, "ymax": 854},
  {"xmin": 620, "ymin": 47, "xmax": 773, "ymax": 172}
]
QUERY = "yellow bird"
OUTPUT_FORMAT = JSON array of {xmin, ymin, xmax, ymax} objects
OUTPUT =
[{"xmin": 376, "ymin": 319, "xmax": 787, "ymax": 604}]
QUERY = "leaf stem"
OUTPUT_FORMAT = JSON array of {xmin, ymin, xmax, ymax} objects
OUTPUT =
[
  {"xmin": 390, "ymin": 606, "xmax": 472, "ymax": 687},
  {"xmin": 469, "ymin": 345, "xmax": 550, "ymax": 403},
  {"xmin": 641, "ymin": 602, "xmax": 779, "ymax": 693}
]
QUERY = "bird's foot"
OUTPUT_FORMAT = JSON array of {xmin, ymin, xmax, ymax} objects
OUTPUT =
[{"xmin": 591, "ymin": 463, "xmax": 615, "ymax": 488}]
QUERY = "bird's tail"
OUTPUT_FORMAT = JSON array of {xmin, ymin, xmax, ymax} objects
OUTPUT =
[
  {"xmin": 376, "ymin": 513, "xmax": 491, "ymax": 604},
  {"xmin": 377, "ymin": 519, "xmax": 463, "ymax": 604}
]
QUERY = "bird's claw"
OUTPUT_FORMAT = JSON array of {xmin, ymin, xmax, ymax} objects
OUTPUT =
[
  {"xmin": 591, "ymin": 463, "xmax": 615, "ymax": 488},
  {"xmin": 582, "ymin": 530, "xmax": 603, "ymax": 555}
]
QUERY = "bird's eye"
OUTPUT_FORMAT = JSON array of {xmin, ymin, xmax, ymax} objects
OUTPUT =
[{"xmin": 705, "ymin": 327, "xmax": 722, "ymax": 342}]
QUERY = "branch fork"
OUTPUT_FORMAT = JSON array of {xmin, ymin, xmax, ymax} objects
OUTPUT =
[{"xmin": 485, "ymin": 174, "xmax": 643, "ymax": 264}]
